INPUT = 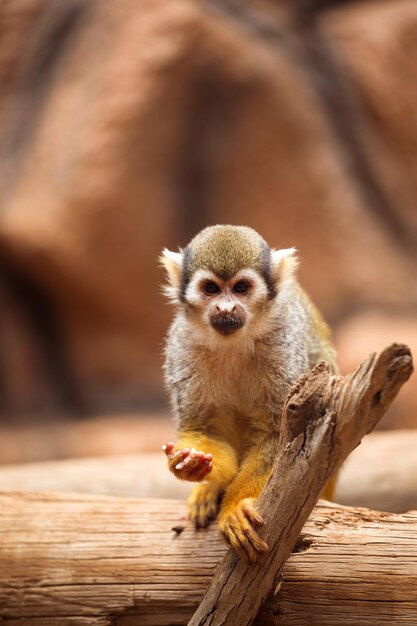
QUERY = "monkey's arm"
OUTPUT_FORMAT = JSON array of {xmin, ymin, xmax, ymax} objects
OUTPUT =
[
  {"xmin": 164, "ymin": 336, "xmax": 239, "ymax": 485},
  {"xmin": 163, "ymin": 431, "xmax": 239, "ymax": 529}
]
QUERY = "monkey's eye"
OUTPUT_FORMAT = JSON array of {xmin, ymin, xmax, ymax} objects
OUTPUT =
[
  {"xmin": 204, "ymin": 282, "xmax": 220, "ymax": 295},
  {"xmin": 233, "ymin": 281, "xmax": 249, "ymax": 294}
]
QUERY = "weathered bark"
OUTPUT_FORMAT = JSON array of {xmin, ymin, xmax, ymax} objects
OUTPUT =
[
  {"xmin": 1, "ymin": 428, "xmax": 417, "ymax": 512},
  {"xmin": 0, "ymin": 493, "xmax": 417, "ymax": 625},
  {"xmin": 189, "ymin": 344, "xmax": 413, "ymax": 626}
]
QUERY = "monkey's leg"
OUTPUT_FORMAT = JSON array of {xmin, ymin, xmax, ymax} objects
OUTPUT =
[{"xmin": 217, "ymin": 438, "xmax": 275, "ymax": 563}]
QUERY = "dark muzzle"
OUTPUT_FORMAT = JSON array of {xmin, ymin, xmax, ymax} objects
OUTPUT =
[{"xmin": 210, "ymin": 313, "xmax": 244, "ymax": 336}]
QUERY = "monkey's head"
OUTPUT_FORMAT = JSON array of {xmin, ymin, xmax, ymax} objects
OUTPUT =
[{"xmin": 160, "ymin": 225, "xmax": 297, "ymax": 346}]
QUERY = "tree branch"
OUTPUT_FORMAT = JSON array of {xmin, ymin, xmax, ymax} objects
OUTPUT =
[{"xmin": 189, "ymin": 343, "xmax": 413, "ymax": 626}]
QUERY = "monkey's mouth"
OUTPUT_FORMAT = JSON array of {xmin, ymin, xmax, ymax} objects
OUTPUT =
[{"xmin": 210, "ymin": 314, "xmax": 244, "ymax": 336}]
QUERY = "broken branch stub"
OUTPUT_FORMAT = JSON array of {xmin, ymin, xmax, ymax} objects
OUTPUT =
[{"xmin": 188, "ymin": 343, "xmax": 413, "ymax": 626}]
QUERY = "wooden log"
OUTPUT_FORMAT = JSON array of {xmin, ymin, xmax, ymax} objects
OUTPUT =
[
  {"xmin": 0, "ymin": 492, "xmax": 416, "ymax": 625},
  {"xmin": 190, "ymin": 344, "xmax": 413, "ymax": 626},
  {"xmin": 335, "ymin": 429, "xmax": 417, "ymax": 513},
  {"xmin": 0, "ymin": 453, "xmax": 191, "ymax": 500},
  {"xmin": 0, "ymin": 414, "xmax": 174, "ymax": 465},
  {"xmin": 1, "ymin": 428, "xmax": 417, "ymax": 512}
]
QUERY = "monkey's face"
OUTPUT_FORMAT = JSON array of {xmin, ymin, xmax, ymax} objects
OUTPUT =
[
  {"xmin": 160, "ymin": 225, "xmax": 298, "ymax": 347},
  {"xmin": 184, "ymin": 268, "xmax": 269, "ymax": 340}
]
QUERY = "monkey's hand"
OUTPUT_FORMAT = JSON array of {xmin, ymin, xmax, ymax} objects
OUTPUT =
[
  {"xmin": 188, "ymin": 483, "xmax": 221, "ymax": 528},
  {"xmin": 162, "ymin": 442, "xmax": 213, "ymax": 482},
  {"xmin": 217, "ymin": 497, "xmax": 268, "ymax": 564}
]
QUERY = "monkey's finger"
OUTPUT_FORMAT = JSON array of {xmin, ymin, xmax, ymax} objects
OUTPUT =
[
  {"xmin": 182, "ymin": 455, "xmax": 204, "ymax": 470},
  {"xmin": 244, "ymin": 511, "xmax": 264, "ymax": 527},
  {"xmin": 168, "ymin": 450, "xmax": 191, "ymax": 474},
  {"xmin": 223, "ymin": 522, "xmax": 257, "ymax": 563},
  {"xmin": 205, "ymin": 497, "xmax": 218, "ymax": 520},
  {"xmin": 164, "ymin": 443, "xmax": 191, "ymax": 464},
  {"xmin": 222, "ymin": 516, "xmax": 251, "ymax": 559},
  {"xmin": 189, "ymin": 450, "xmax": 206, "ymax": 460},
  {"xmin": 162, "ymin": 442, "xmax": 175, "ymax": 458},
  {"xmin": 189, "ymin": 504, "xmax": 208, "ymax": 528},
  {"xmin": 179, "ymin": 455, "xmax": 211, "ymax": 470},
  {"xmin": 175, "ymin": 453, "xmax": 193, "ymax": 471},
  {"xmin": 240, "ymin": 538, "xmax": 260, "ymax": 564},
  {"xmin": 222, "ymin": 522, "xmax": 245, "ymax": 554},
  {"xmin": 242, "ymin": 501, "xmax": 264, "ymax": 527},
  {"xmin": 181, "ymin": 458, "xmax": 205, "ymax": 476},
  {"xmin": 189, "ymin": 496, "xmax": 218, "ymax": 528},
  {"xmin": 190, "ymin": 487, "xmax": 218, "ymax": 518},
  {"xmin": 233, "ymin": 509, "xmax": 268, "ymax": 559},
  {"xmin": 196, "ymin": 461, "xmax": 213, "ymax": 479},
  {"xmin": 189, "ymin": 451, "xmax": 213, "ymax": 469},
  {"xmin": 173, "ymin": 448, "xmax": 191, "ymax": 462},
  {"xmin": 242, "ymin": 523, "xmax": 269, "ymax": 555}
]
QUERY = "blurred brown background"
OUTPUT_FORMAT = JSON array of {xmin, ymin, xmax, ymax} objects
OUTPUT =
[{"xmin": 0, "ymin": 0, "xmax": 416, "ymax": 464}]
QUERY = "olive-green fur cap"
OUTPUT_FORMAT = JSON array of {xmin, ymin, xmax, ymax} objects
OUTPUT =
[{"xmin": 187, "ymin": 225, "xmax": 266, "ymax": 280}]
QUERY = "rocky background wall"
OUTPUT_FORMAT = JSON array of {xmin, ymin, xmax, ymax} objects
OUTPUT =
[{"xmin": 0, "ymin": 0, "xmax": 416, "ymax": 450}]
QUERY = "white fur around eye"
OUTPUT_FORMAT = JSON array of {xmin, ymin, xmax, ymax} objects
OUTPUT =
[
  {"xmin": 231, "ymin": 269, "xmax": 268, "ymax": 300},
  {"xmin": 185, "ymin": 270, "xmax": 220, "ymax": 305}
]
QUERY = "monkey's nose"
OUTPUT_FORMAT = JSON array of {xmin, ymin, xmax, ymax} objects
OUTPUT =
[{"xmin": 216, "ymin": 304, "xmax": 236, "ymax": 314}]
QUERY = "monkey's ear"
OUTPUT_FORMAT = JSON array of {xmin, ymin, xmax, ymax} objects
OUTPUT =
[
  {"xmin": 270, "ymin": 247, "xmax": 298, "ymax": 284},
  {"xmin": 159, "ymin": 248, "xmax": 183, "ymax": 295}
]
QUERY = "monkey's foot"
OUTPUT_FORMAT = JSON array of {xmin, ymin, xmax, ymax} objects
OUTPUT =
[
  {"xmin": 218, "ymin": 498, "xmax": 268, "ymax": 564},
  {"xmin": 162, "ymin": 442, "xmax": 213, "ymax": 482},
  {"xmin": 188, "ymin": 483, "xmax": 221, "ymax": 528}
]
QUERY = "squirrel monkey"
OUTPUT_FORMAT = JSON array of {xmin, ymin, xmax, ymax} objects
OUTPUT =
[{"xmin": 160, "ymin": 225, "xmax": 337, "ymax": 563}]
